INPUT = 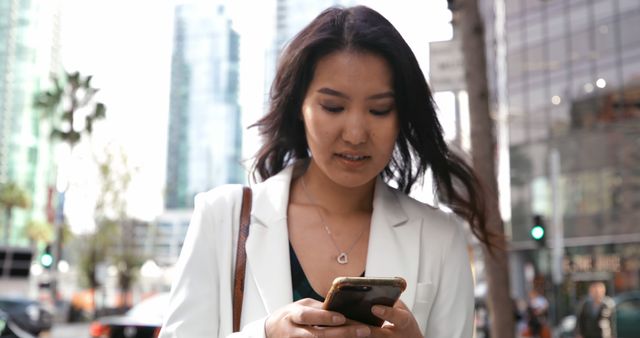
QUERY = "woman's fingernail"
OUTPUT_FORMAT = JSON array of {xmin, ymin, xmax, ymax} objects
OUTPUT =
[
  {"xmin": 372, "ymin": 306, "xmax": 385, "ymax": 316},
  {"xmin": 332, "ymin": 315, "xmax": 345, "ymax": 324},
  {"xmin": 356, "ymin": 327, "xmax": 370, "ymax": 337}
]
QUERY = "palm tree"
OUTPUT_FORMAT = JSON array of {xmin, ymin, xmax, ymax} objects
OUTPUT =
[
  {"xmin": 22, "ymin": 219, "xmax": 54, "ymax": 254},
  {"xmin": 449, "ymin": 0, "xmax": 515, "ymax": 337},
  {"xmin": 34, "ymin": 71, "xmax": 106, "ymax": 147},
  {"xmin": 33, "ymin": 70, "xmax": 106, "ymax": 300},
  {"xmin": 0, "ymin": 182, "xmax": 31, "ymax": 244}
]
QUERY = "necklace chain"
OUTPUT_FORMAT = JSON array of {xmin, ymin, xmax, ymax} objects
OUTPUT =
[{"xmin": 300, "ymin": 176, "xmax": 367, "ymax": 265}]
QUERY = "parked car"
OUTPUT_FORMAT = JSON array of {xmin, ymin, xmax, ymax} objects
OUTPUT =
[
  {"xmin": 0, "ymin": 309, "xmax": 17, "ymax": 337},
  {"xmin": 557, "ymin": 290, "xmax": 640, "ymax": 338},
  {"xmin": 0, "ymin": 296, "xmax": 52, "ymax": 337},
  {"xmin": 0, "ymin": 308, "xmax": 40, "ymax": 338},
  {"xmin": 614, "ymin": 290, "xmax": 640, "ymax": 338},
  {"xmin": 90, "ymin": 293, "xmax": 169, "ymax": 338}
]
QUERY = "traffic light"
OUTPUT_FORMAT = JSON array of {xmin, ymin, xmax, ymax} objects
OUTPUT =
[
  {"xmin": 530, "ymin": 215, "xmax": 546, "ymax": 247},
  {"xmin": 40, "ymin": 244, "xmax": 53, "ymax": 269}
]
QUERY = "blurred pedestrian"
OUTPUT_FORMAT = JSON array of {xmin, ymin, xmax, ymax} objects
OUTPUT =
[
  {"xmin": 160, "ymin": 5, "xmax": 497, "ymax": 338},
  {"xmin": 522, "ymin": 289, "xmax": 550, "ymax": 338},
  {"xmin": 515, "ymin": 297, "xmax": 529, "ymax": 337},
  {"xmin": 575, "ymin": 282, "xmax": 615, "ymax": 338}
]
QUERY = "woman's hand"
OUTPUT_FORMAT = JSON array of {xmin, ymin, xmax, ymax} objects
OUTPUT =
[
  {"xmin": 265, "ymin": 298, "xmax": 372, "ymax": 337},
  {"xmin": 369, "ymin": 301, "xmax": 422, "ymax": 338}
]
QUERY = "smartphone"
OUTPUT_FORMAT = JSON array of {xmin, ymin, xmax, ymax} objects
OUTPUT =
[{"xmin": 322, "ymin": 276, "xmax": 407, "ymax": 327}]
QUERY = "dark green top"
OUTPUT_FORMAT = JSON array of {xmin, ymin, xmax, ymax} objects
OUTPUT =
[
  {"xmin": 289, "ymin": 243, "xmax": 364, "ymax": 302},
  {"xmin": 290, "ymin": 243, "xmax": 325, "ymax": 302}
]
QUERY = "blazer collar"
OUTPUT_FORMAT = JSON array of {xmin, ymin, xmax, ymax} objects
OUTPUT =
[
  {"xmin": 372, "ymin": 176, "xmax": 408, "ymax": 228},
  {"xmin": 251, "ymin": 164, "xmax": 409, "ymax": 229},
  {"xmin": 245, "ymin": 165, "xmax": 295, "ymax": 313},
  {"xmin": 250, "ymin": 164, "xmax": 294, "ymax": 227},
  {"xmin": 366, "ymin": 178, "xmax": 420, "ymax": 310},
  {"xmin": 246, "ymin": 164, "xmax": 421, "ymax": 313}
]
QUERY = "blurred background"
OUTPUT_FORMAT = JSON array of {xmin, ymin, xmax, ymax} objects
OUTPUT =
[{"xmin": 0, "ymin": 0, "xmax": 638, "ymax": 337}]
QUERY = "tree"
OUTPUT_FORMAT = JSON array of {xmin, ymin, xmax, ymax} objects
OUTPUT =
[
  {"xmin": 76, "ymin": 219, "xmax": 116, "ymax": 319},
  {"xmin": 112, "ymin": 229, "xmax": 144, "ymax": 310},
  {"xmin": 74, "ymin": 143, "xmax": 139, "ymax": 317},
  {"xmin": 0, "ymin": 182, "xmax": 31, "ymax": 244},
  {"xmin": 34, "ymin": 71, "xmax": 106, "ymax": 148},
  {"xmin": 34, "ymin": 70, "xmax": 106, "ymax": 300},
  {"xmin": 22, "ymin": 219, "xmax": 54, "ymax": 245},
  {"xmin": 93, "ymin": 145, "xmax": 142, "ymax": 310},
  {"xmin": 22, "ymin": 219, "xmax": 54, "ymax": 256},
  {"xmin": 449, "ymin": 0, "xmax": 515, "ymax": 337}
]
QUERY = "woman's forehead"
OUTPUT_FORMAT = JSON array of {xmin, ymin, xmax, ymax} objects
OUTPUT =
[{"xmin": 308, "ymin": 50, "xmax": 394, "ymax": 96}]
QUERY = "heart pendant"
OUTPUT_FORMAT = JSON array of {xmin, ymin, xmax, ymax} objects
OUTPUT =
[{"xmin": 337, "ymin": 253, "xmax": 348, "ymax": 264}]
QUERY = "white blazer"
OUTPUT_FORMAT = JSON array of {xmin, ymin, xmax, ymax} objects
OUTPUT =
[{"xmin": 159, "ymin": 164, "xmax": 474, "ymax": 337}]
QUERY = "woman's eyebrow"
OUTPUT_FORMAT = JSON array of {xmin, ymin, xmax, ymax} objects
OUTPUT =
[
  {"xmin": 316, "ymin": 87, "xmax": 394, "ymax": 100},
  {"xmin": 317, "ymin": 87, "xmax": 348, "ymax": 99},
  {"xmin": 367, "ymin": 91, "xmax": 394, "ymax": 100}
]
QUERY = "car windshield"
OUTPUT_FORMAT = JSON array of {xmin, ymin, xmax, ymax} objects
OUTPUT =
[
  {"xmin": 0, "ymin": 298, "xmax": 32, "ymax": 308},
  {"xmin": 126, "ymin": 293, "xmax": 170, "ymax": 319}
]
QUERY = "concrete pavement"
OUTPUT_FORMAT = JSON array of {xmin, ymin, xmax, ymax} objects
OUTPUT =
[{"xmin": 45, "ymin": 322, "xmax": 90, "ymax": 338}]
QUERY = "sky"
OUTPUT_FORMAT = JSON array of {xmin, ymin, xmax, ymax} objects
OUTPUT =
[{"xmin": 59, "ymin": 0, "xmax": 454, "ymax": 232}]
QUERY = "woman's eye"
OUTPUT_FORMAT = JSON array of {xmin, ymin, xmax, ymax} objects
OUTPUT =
[
  {"xmin": 321, "ymin": 104, "xmax": 344, "ymax": 113},
  {"xmin": 370, "ymin": 108, "xmax": 393, "ymax": 116}
]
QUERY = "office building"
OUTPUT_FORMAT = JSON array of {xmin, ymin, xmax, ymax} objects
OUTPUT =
[
  {"xmin": 165, "ymin": 2, "xmax": 243, "ymax": 209},
  {"xmin": 150, "ymin": 210, "xmax": 191, "ymax": 266},
  {"xmin": 0, "ymin": 0, "xmax": 61, "ymax": 245},
  {"xmin": 501, "ymin": 0, "xmax": 640, "ymax": 316}
]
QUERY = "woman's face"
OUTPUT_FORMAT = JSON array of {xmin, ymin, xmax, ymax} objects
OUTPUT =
[{"xmin": 301, "ymin": 50, "xmax": 399, "ymax": 188}]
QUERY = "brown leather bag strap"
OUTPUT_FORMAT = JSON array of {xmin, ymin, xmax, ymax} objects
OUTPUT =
[{"xmin": 233, "ymin": 186, "xmax": 252, "ymax": 333}]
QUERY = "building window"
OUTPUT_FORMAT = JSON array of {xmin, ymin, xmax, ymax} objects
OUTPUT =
[{"xmin": 620, "ymin": 12, "xmax": 640, "ymax": 56}]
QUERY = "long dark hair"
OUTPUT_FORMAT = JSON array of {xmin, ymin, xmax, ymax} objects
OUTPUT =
[{"xmin": 252, "ymin": 6, "xmax": 495, "ymax": 248}]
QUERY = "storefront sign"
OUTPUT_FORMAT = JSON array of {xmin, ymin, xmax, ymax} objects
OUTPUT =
[{"xmin": 563, "ymin": 254, "xmax": 623, "ymax": 273}]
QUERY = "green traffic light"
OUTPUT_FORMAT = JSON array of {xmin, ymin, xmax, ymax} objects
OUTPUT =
[
  {"xmin": 40, "ymin": 254, "xmax": 53, "ymax": 268},
  {"xmin": 531, "ymin": 225, "xmax": 545, "ymax": 240}
]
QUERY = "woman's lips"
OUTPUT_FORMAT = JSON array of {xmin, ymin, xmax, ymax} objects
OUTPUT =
[
  {"xmin": 336, "ymin": 153, "xmax": 369, "ymax": 160},
  {"xmin": 334, "ymin": 153, "xmax": 370, "ymax": 169}
]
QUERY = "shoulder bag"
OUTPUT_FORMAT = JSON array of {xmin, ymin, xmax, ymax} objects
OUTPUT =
[{"xmin": 233, "ymin": 186, "xmax": 252, "ymax": 332}]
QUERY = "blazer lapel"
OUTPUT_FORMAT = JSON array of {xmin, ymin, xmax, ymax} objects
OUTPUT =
[
  {"xmin": 245, "ymin": 167, "xmax": 422, "ymax": 312},
  {"xmin": 245, "ymin": 166, "xmax": 294, "ymax": 314},
  {"xmin": 365, "ymin": 178, "xmax": 421, "ymax": 310}
]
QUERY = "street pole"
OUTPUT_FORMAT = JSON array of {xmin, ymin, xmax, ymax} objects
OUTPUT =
[
  {"xmin": 550, "ymin": 148, "xmax": 564, "ymax": 325},
  {"xmin": 50, "ymin": 190, "xmax": 65, "ymax": 304},
  {"xmin": 51, "ymin": 145, "xmax": 70, "ymax": 306}
]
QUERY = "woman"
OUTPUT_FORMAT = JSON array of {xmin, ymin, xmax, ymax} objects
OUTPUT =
[{"xmin": 160, "ymin": 5, "xmax": 494, "ymax": 338}]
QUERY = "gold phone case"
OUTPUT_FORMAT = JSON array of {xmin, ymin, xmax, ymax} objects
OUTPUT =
[{"xmin": 323, "ymin": 276, "xmax": 407, "ymax": 326}]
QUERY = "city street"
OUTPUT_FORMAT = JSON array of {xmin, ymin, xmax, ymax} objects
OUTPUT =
[
  {"xmin": 46, "ymin": 323, "xmax": 90, "ymax": 338},
  {"xmin": 1, "ymin": 1, "xmax": 639, "ymax": 338}
]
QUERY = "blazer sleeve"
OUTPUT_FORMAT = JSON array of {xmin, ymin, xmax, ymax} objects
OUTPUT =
[
  {"xmin": 159, "ymin": 192, "xmax": 221, "ymax": 337},
  {"xmin": 424, "ymin": 217, "xmax": 474, "ymax": 338},
  {"xmin": 159, "ymin": 190, "xmax": 268, "ymax": 338}
]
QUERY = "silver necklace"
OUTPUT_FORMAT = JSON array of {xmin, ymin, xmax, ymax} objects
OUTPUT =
[{"xmin": 300, "ymin": 176, "xmax": 368, "ymax": 265}]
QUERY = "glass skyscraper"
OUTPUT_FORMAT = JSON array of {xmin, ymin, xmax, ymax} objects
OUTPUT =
[
  {"xmin": 274, "ymin": 0, "xmax": 354, "ymax": 50},
  {"xmin": 165, "ymin": 2, "xmax": 243, "ymax": 209},
  {"xmin": 502, "ymin": 0, "xmax": 640, "ymax": 317},
  {"xmin": 266, "ymin": 0, "xmax": 355, "ymax": 93},
  {"xmin": 0, "ymin": 0, "xmax": 61, "ymax": 244}
]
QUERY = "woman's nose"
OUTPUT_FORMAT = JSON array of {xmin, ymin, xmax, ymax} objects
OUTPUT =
[{"xmin": 341, "ymin": 111, "xmax": 368, "ymax": 145}]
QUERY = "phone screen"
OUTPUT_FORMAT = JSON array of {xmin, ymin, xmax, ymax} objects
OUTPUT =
[{"xmin": 323, "ymin": 277, "xmax": 406, "ymax": 326}]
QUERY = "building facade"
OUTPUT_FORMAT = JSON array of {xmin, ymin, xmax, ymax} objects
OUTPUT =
[
  {"xmin": 150, "ymin": 210, "xmax": 191, "ymax": 267},
  {"xmin": 274, "ymin": 0, "xmax": 354, "ymax": 51},
  {"xmin": 502, "ymin": 0, "xmax": 640, "ymax": 318},
  {"xmin": 0, "ymin": 0, "xmax": 61, "ymax": 245},
  {"xmin": 265, "ymin": 0, "xmax": 355, "ymax": 98},
  {"xmin": 165, "ymin": 2, "xmax": 243, "ymax": 209}
]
